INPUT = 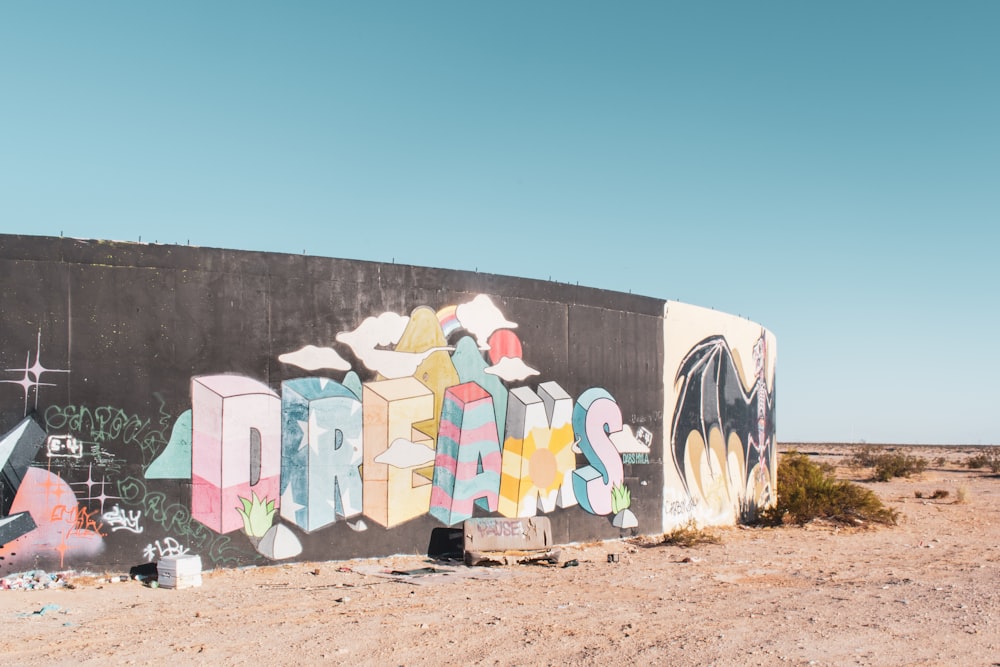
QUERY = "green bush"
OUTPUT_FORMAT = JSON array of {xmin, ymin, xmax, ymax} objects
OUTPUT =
[
  {"xmin": 965, "ymin": 447, "xmax": 1000, "ymax": 473},
  {"xmin": 844, "ymin": 445, "xmax": 927, "ymax": 481},
  {"xmin": 843, "ymin": 445, "xmax": 883, "ymax": 468},
  {"xmin": 759, "ymin": 451, "xmax": 897, "ymax": 526},
  {"xmin": 873, "ymin": 453, "xmax": 927, "ymax": 481}
]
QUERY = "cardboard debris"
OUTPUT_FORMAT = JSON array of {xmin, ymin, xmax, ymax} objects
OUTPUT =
[{"xmin": 353, "ymin": 563, "xmax": 511, "ymax": 586}]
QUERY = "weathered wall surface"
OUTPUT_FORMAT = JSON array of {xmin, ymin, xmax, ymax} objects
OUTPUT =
[{"xmin": 0, "ymin": 235, "xmax": 774, "ymax": 574}]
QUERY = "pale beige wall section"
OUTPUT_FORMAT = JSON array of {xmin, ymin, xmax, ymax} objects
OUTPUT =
[{"xmin": 661, "ymin": 301, "xmax": 777, "ymax": 532}]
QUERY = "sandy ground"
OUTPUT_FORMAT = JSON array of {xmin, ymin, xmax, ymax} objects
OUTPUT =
[{"xmin": 1, "ymin": 444, "xmax": 998, "ymax": 666}]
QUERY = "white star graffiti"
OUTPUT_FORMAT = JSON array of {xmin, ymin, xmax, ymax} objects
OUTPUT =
[{"xmin": 1, "ymin": 329, "xmax": 70, "ymax": 414}]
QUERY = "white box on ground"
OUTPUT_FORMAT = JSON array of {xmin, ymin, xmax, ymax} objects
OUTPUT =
[{"xmin": 157, "ymin": 554, "xmax": 203, "ymax": 589}]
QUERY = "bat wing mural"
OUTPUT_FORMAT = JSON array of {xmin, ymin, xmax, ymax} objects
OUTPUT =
[{"xmin": 671, "ymin": 333, "xmax": 775, "ymax": 512}]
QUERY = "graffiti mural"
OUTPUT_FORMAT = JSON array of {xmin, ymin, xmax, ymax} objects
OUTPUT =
[
  {"xmin": 190, "ymin": 375, "xmax": 282, "ymax": 535},
  {"xmin": 280, "ymin": 376, "xmax": 364, "ymax": 532},
  {"xmin": 498, "ymin": 383, "xmax": 576, "ymax": 519},
  {"xmin": 430, "ymin": 382, "xmax": 502, "ymax": 526},
  {"xmin": 670, "ymin": 332, "xmax": 775, "ymax": 513},
  {"xmin": 0, "ymin": 235, "xmax": 773, "ymax": 573},
  {"xmin": 663, "ymin": 299, "xmax": 777, "ymax": 529},
  {"xmin": 1, "ymin": 330, "xmax": 69, "ymax": 417},
  {"xmin": 144, "ymin": 296, "xmax": 648, "ymax": 541}
]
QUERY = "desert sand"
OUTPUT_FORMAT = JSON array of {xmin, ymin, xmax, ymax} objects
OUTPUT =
[{"xmin": 1, "ymin": 444, "xmax": 998, "ymax": 666}]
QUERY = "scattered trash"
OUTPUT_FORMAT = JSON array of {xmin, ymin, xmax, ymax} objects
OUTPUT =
[
  {"xmin": 465, "ymin": 548, "xmax": 562, "ymax": 567},
  {"xmin": 607, "ymin": 553, "xmax": 621, "ymax": 563},
  {"xmin": 1, "ymin": 571, "xmax": 70, "ymax": 591},
  {"xmin": 353, "ymin": 563, "xmax": 510, "ymax": 586},
  {"xmin": 389, "ymin": 567, "xmax": 441, "ymax": 576},
  {"xmin": 562, "ymin": 559, "xmax": 579, "ymax": 568},
  {"xmin": 18, "ymin": 603, "xmax": 62, "ymax": 618},
  {"xmin": 129, "ymin": 562, "xmax": 159, "ymax": 582}
]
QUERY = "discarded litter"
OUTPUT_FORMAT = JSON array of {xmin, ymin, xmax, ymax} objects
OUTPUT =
[
  {"xmin": 18, "ymin": 604, "xmax": 62, "ymax": 618},
  {"xmin": 389, "ymin": 567, "xmax": 441, "ymax": 576},
  {"xmin": 1, "ymin": 571, "xmax": 70, "ymax": 591},
  {"xmin": 562, "ymin": 559, "xmax": 579, "ymax": 568},
  {"xmin": 353, "ymin": 563, "xmax": 510, "ymax": 586}
]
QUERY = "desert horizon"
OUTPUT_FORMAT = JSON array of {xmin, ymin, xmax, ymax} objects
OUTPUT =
[{"xmin": 782, "ymin": 442, "xmax": 999, "ymax": 449}]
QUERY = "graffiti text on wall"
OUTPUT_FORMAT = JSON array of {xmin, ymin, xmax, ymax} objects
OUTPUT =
[
  {"xmin": 1, "ymin": 294, "xmax": 655, "ymax": 569},
  {"xmin": 148, "ymin": 295, "xmax": 653, "ymax": 559}
]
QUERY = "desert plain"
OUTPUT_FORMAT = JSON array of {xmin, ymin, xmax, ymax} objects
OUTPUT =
[{"xmin": 1, "ymin": 443, "xmax": 997, "ymax": 666}]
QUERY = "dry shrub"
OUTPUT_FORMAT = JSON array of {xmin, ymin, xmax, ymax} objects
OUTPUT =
[
  {"xmin": 873, "ymin": 453, "xmax": 927, "ymax": 481},
  {"xmin": 759, "ymin": 450, "xmax": 898, "ymax": 526},
  {"xmin": 662, "ymin": 521, "xmax": 722, "ymax": 547},
  {"xmin": 632, "ymin": 521, "xmax": 721, "ymax": 548},
  {"xmin": 965, "ymin": 447, "xmax": 1000, "ymax": 473},
  {"xmin": 931, "ymin": 489, "xmax": 949, "ymax": 499},
  {"xmin": 844, "ymin": 445, "xmax": 927, "ymax": 481},
  {"xmin": 956, "ymin": 485, "xmax": 970, "ymax": 504},
  {"xmin": 844, "ymin": 445, "xmax": 884, "ymax": 468}
]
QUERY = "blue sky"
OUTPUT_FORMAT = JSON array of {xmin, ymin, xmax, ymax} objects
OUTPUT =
[{"xmin": 2, "ymin": 2, "xmax": 997, "ymax": 445}]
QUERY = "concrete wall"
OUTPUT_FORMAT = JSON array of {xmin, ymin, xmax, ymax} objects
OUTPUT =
[{"xmin": 0, "ymin": 235, "xmax": 774, "ymax": 573}]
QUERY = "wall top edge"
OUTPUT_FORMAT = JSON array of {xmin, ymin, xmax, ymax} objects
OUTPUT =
[
  {"xmin": 0, "ymin": 233, "xmax": 667, "ymax": 317},
  {"xmin": 663, "ymin": 299, "xmax": 773, "ymax": 337}
]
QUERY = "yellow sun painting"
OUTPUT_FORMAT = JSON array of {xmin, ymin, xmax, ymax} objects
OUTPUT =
[{"xmin": 498, "ymin": 422, "xmax": 576, "ymax": 517}]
